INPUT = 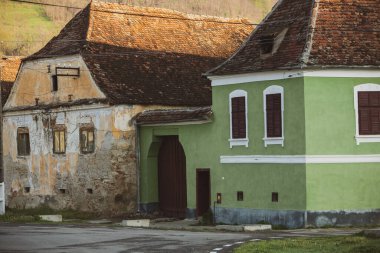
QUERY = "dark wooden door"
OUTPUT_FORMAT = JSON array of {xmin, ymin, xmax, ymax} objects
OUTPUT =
[
  {"xmin": 196, "ymin": 169, "xmax": 211, "ymax": 217},
  {"xmin": 158, "ymin": 136, "xmax": 187, "ymax": 218}
]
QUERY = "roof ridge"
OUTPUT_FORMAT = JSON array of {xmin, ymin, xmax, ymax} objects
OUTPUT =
[
  {"xmin": 84, "ymin": 1, "xmax": 93, "ymax": 44},
  {"xmin": 24, "ymin": 4, "xmax": 91, "ymax": 61},
  {"xmin": 299, "ymin": 0, "xmax": 320, "ymax": 68},
  {"xmin": 90, "ymin": 0, "xmax": 251, "ymax": 24}
]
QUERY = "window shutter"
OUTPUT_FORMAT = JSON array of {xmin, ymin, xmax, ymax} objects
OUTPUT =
[
  {"xmin": 358, "ymin": 92, "xmax": 369, "ymax": 107},
  {"xmin": 359, "ymin": 108, "xmax": 370, "ymax": 135},
  {"xmin": 371, "ymin": 108, "xmax": 380, "ymax": 134},
  {"xmin": 231, "ymin": 97, "xmax": 246, "ymax": 139},
  {"xmin": 358, "ymin": 91, "xmax": 380, "ymax": 135},
  {"xmin": 266, "ymin": 94, "xmax": 282, "ymax": 138}
]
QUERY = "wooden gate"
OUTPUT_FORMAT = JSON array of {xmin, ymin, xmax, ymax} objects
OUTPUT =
[{"xmin": 158, "ymin": 136, "xmax": 187, "ymax": 218}]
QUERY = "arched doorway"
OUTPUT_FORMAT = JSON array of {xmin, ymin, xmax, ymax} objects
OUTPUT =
[{"xmin": 158, "ymin": 136, "xmax": 187, "ymax": 218}]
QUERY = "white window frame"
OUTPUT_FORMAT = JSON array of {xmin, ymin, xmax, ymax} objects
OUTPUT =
[
  {"xmin": 354, "ymin": 83, "xmax": 380, "ymax": 145},
  {"xmin": 229, "ymin": 90, "xmax": 249, "ymax": 148},
  {"xmin": 263, "ymin": 85, "xmax": 284, "ymax": 147}
]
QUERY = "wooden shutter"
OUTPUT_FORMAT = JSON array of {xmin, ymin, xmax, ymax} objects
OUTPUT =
[
  {"xmin": 359, "ymin": 91, "xmax": 380, "ymax": 135},
  {"xmin": 17, "ymin": 128, "xmax": 30, "ymax": 156},
  {"xmin": 266, "ymin": 94, "xmax": 282, "ymax": 138},
  {"xmin": 231, "ymin": 96, "xmax": 246, "ymax": 139}
]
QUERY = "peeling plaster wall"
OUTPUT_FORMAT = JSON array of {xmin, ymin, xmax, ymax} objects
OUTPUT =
[
  {"xmin": 4, "ymin": 55, "xmax": 106, "ymax": 109},
  {"xmin": 3, "ymin": 104, "xmax": 144, "ymax": 213},
  {"xmin": 3, "ymin": 55, "xmax": 182, "ymax": 213}
]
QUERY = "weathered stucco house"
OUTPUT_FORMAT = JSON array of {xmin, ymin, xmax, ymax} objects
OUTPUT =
[
  {"xmin": 137, "ymin": 0, "xmax": 380, "ymax": 227},
  {"xmin": 0, "ymin": 57, "xmax": 21, "ymax": 214},
  {"xmin": 3, "ymin": 2, "xmax": 252, "ymax": 213},
  {"xmin": 1, "ymin": 57, "xmax": 22, "ymax": 179}
]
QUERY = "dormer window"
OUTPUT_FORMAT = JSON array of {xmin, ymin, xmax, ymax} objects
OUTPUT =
[
  {"xmin": 259, "ymin": 28, "xmax": 288, "ymax": 59},
  {"xmin": 259, "ymin": 35, "xmax": 275, "ymax": 55}
]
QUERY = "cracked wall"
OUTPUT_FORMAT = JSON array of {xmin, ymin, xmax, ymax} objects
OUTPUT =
[{"xmin": 3, "ymin": 105, "xmax": 142, "ymax": 214}]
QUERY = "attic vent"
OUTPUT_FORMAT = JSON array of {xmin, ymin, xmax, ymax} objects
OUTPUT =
[
  {"xmin": 259, "ymin": 35, "xmax": 275, "ymax": 55},
  {"xmin": 52, "ymin": 75, "xmax": 58, "ymax": 92},
  {"xmin": 259, "ymin": 28, "xmax": 289, "ymax": 59}
]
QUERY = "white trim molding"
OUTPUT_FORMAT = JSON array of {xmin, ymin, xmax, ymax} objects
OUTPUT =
[
  {"xmin": 229, "ymin": 90, "xmax": 249, "ymax": 148},
  {"xmin": 208, "ymin": 69, "xmax": 380, "ymax": 87},
  {"xmin": 263, "ymin": 85, "xmax": 284, "ymax": 147},
  {"xmin": 353, "ymin": 83, "xmax": 380, "ymax": 145},
  {"xmin": 220, "ymin": 154, "xmax": 380, "ymax": 164}
]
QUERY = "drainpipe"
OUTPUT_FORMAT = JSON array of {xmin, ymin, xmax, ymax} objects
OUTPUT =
[{"xmin": 134, "ymin": 120, "xmax": 141, "ymax": 213}]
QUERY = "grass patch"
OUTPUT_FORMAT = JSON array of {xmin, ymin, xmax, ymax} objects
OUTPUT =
[
  {"xmin": 0, "ymin": 0, "xmax": 60, "ymax": 55},
  {"xmin": 234, "ymin": 236, "xmax": 380, "ymax": 253}
]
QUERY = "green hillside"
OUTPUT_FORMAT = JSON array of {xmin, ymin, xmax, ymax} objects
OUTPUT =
[
  {"xmin": 0, "ymin": 0, "xmax": 276, "ymax": 56},
  {"xmin": 0, "ymin": 0, "xmax": 60, "ymax": 56}
]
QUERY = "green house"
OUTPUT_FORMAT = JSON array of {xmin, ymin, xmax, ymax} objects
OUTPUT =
[{"xmin": 137, "ymin": 0, "xmax": 380, "ymax": 228}]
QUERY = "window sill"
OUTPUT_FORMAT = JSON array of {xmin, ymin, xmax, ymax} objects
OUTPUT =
[
  {"xmin": 263, "ymin": 137, "xmax": 284, "ymax": 147},
  {"xmin": 80, "ymin": 152, "xmax": 95, "ymax": 155},
  {"xmin": 229, "ymin": 138, "xmax": 249, "ymax": 148},
  {"xmin": 355, "ymin": 135, "xmax": 380, "ymax": 145}
]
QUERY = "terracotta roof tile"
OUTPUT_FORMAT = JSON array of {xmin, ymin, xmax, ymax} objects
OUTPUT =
[
  {"xmin": 135, "ymin": 107, "xmax": 212, "ymax": 125},
  {"xmin": 208, "ymin": 0, "xmax": 380, "ymax": 76},
  {"xmin": 26, "ymin": 1, "xmax": 253, "ymax": 106},
  {"xmin": 1, "ymin": 57, "xmax": 22, "ymax": 106},
  {"xmin": 308, "ymin": 0, "xmax": 380, "ymax": 67},
  {"xmin": 1, "ymin": 57, "xmax": 21, "ymax": 83}
]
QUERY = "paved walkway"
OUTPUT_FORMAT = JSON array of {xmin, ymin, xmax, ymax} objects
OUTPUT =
[{"xmin": 0, "ymin": 222, "xmax": 369, "ymax": 253}]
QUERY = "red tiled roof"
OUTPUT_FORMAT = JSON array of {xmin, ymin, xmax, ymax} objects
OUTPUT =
[
  {"xmin": 26, "ymin": 1, "xmax": 253, "ymax": 106},
  {"xmin": 208, "ymin": 0, "xmax": 380, "ymax": 76},
  {"xmin": 1, "ymin": 57, "xmax": 22, "ymax": 106},
  {"xmin": 135, "ymin": 107, "xmax": 212, "ymax": 125}
]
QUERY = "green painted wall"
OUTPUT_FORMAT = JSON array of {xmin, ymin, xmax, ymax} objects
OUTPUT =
[
  {"xmin": 140, "ymin": 124, "xmax": 219, "ymax": 209},
  {"xmin": 304, "ymin": 77, "xmax": 380, "ymax": 155},
  {"xmin": 306, "ymin": 163, "xmax": 380, "ymax": 210},
  {"xmin": 304, "ymin": 77, "xmax": 380, "ymax": 211},
  {"xmin": 140, "ymin": 124, "xmax": 306, "ymax": 210},
  {"xmin": 140, "ymin": 76, "xmax": 380, "ymax": 213},
  {"xmin": 212, "ymin": 78, "xmax": 306, "ymax": 155},
  {"xmin": 140, "ymin": 78, "xmax": 307, "ymax": 211}
]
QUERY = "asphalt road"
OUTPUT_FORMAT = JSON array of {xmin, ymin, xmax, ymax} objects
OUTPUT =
[{"xmin": 0, "ymin": 224, "xmax": 360, "ymax": 253}]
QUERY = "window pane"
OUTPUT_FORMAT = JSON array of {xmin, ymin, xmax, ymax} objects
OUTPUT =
[
  {"xmin": 88, "ymin": 131, "xmax": 94, "ymax": 142},
  {"xmin": 53, "ymin": 130, "xmax": 65, "ymax": 153},
  {"xmin": 17, "ymin": 129, "xmax": 30, "ymax": 156},
  {"xmin": 81, "ymin": 130, "xmax": 87, "ymax": 151},
  {"xmin": 80, "ymin": 128, "xmax": 95, "ymax": 153},
  {"xmin": 25, "ymin": 133, "xmax": 30, "ymax": 155},
  {"xmin": 59, "ymin": 131, "xmax": 65, "ymax": 152},
  {"xmin": 54, "ymin": 131, "xmax": 60, "ymax": 153}
]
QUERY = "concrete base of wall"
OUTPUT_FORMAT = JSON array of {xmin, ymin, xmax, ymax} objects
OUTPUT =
[
  {"xmin": 186, "ymin": 208, "xmax": 196, "ymax": 219},
  {"xmin": 214, "ymin": 207, "xmax": 305, "ymax": 229},
  {"xmin": 140, "ymin": 202, "xmax": 159, "ymax": 213},
  {"xmin": 211, "ymin": 207, "xmax": 380, "ymax": 228},
  {"xmin": 307, "ymin": 210, "xmax": 380, "ymax": 227}
]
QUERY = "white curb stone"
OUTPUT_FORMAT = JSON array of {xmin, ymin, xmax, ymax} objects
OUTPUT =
[
  {"xmin": 39, "ymin": 215, "xmax": 63, "ymax": 222},
  {"xmin": 244, "ymin": 224, "xmax": 272, "ymax": 232},
  {"xmin": 121, "ymin": 219, "xmax": 150, "ymax": 227}
]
